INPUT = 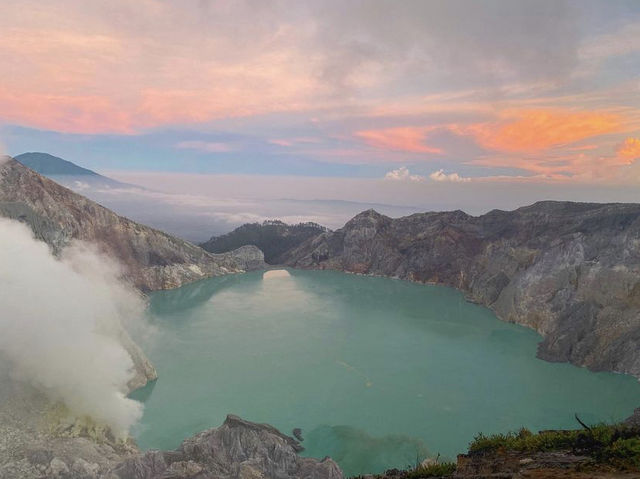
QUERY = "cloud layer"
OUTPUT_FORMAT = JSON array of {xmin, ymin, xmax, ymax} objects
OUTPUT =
[{"xmin": 0, "ymin": 1, "xmax": 639, "ymax": 186}]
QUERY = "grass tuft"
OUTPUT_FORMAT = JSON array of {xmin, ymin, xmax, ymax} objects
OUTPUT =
[
  {"xmin": 405, "ymin": 462, "xmax": 456, "ymax": 478},
  {"xmin": 468, "ymin": 423, "xmax": 640, "ymax": 470}
]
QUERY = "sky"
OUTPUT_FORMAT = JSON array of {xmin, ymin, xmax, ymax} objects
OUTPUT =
[{"xmin": 2, "ymin": 0, "xmax": 640, "ymax": 232}]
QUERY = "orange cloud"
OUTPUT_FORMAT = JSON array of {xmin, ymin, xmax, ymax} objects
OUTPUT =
[
  {"xmin": 467, "ymin": 109, "xmax": 623, "ymax": 153},
  {"xmin": 471, "ymin": 154, "xmax": 595, "ymax": 180},
  {"xmin": 355, "ymin": 127, "xmax": 443, "ymax": 154},
  {"xmin": 617, "ymin": 137, "xmax": 640, "ymax": 160},
  {"xmin": 471, "ymin": 139, "xmax": 638, "ymax": 181},
  {"xmin": 564, "ymin": 144, "xmax": 599, "ymax": 151}
]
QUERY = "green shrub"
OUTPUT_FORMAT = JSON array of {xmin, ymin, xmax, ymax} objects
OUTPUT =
[
  {"xmin": 469, "ymin": 427, "xmax": 577, "ymax": 453},
  {"xmin": 601, "ymin": 438, "xmax": 640, "ymax": 469},
  {"xmin": 468, "ymin": 423, "xmax": 640, "ymax": 471},
  {"xmin": 405, "ymin": 462, "xmax": 456, "ymax": 478}
]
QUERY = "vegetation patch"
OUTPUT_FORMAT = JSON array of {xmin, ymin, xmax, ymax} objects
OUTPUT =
[
  {"xmin": 469, "ymin": 422, "xmax": 640, "ymax": 470},
  {"xmin": 404, "ymin": 462, "xmax": 456, "ymax": 478}
]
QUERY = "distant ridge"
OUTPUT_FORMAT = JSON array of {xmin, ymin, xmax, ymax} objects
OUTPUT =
[
  {"xmin": 14, "ymin": 151, "xmax": 133, "ymax": 190},
  {"xmin": 15, "ymin": 152, "xmax": 102, "ymax": 176},
  {"xmin": 0, "ymin": 157, "xmax": 265, "ymax": 291},
  {"xmin": 201, "ymin": 220, "xmax": 329, "ymax": 264}
]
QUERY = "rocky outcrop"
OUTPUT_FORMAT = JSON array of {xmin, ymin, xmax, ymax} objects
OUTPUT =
[
  {"xmin": 281, "ymin": 202, "xmax": 640, "ymax": 378},
  {"xmin": 625, "ymin": 408, "xmax": 640, "ymax": 428},
  {"xmin": 0, "ymin": 363, "xmax": 137, "ymax": 479},
  {"xmin": 216, "ymin": 245, "xmax": 267, "ymax": 272},
  {"xmin": 118, "ymin": 329, "xmax": 158, "ymax": 393},
  {"xmin": 1, "ymin": 365, "xmax": 340, "ymax": 479},
  {"xmin": 6, "ymin": 411, "xmax": 342, "ymax": 479},
  {"xmin": 0, "ymin": 157, "xmax": 264, "ymax": 292},
  {"xmin": 112, "ymin": 415, "xmax": 342, "ymax": 479}
]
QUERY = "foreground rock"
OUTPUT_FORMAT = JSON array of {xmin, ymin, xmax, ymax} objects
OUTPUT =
[
  {"xmin": 372, "ymin": 452, "xmax": 640, "ymax": 479},
  {"xmin": 0, "ymin": 376, "xmax": 342, "ymax": 479},
  {"xmin": 452, "ymin": 450, "xmax": 639, "ymax": 478},
  {"xmin": 0, "ymin": 157, "xmax": 265, "ymax": 292},
  {"xmin": 0, "ymin": 365, "xmax": 137, "ymax": 479},
  {"xmin": 112, "ymin": 415, "xmax": 342, "ymax": 479},
  {"xmin": 282, "ymin": 203, "xmax": 640, "ymax": 378}
]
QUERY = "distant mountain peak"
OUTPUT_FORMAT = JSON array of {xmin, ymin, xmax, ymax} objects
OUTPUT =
[{"xmin": 15, "ymin": 152, "xmax": 100, "ymax": 177}]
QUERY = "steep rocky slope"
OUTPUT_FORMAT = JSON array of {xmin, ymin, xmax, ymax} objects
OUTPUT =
[
  {"xmin": 282, "ymin": 202, "xmax": 640, "ymax": 378},
  {"xmin": 0, "ymin": 157, "xmax": 265, "ymax": 291},
  {"xmin": 112, "ymin": 415, "xmax": 342, "ymax": 479},
  {"xmin": 0, "ymin": 156, "xmax": 265, "ymax": 393},
  {"xmin": 0, "ymin": 371, "xmax": 341, "ymax": 479},
  {"xmin": 201, "ymin": 220, "xmax": 329, "ymax": 264}
]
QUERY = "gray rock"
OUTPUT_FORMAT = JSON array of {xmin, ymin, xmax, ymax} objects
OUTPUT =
[
  {"xmin": 48, "ymin": 458, "xmax": 70, "ymax": 478},
  {"xmin": 110, "ymin": 415, "xmax": 342, "ymax": 479},
  {"xmin": 2, "ymin": 378, "xmax": 339, "ymax": 479},
  {"xmin": 282, "ymin": 203, "xmax": 640, "ymax": 379},
  {"xmin": 215, "ymin": 245, "xmax": 267, "ymax": 272},
  {"xmin": 115, "ymin": 326, "xmax": 158, "ymax": 393},
  {"xmin": 71, "ymin": 458, "xmax": 100, "ymax": 479},
  {"xmin": 625, "ymin": 407, "xmax": 640, "ymax": 427}
]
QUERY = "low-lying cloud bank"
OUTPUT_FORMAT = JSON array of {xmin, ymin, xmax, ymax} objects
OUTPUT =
[{"xmin": 0, "ymin": 218, "xmax": 144, "ymax": 436}]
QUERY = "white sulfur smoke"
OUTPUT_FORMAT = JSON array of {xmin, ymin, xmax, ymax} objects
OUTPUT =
[{"xmin": 0, "ymin": 218, "xmax": 145, "ymax": 436}]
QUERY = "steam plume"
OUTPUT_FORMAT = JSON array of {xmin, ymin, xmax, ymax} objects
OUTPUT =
[{"xmin": 0, "ymin": 218, "xmax": 144, "ymax": 436}]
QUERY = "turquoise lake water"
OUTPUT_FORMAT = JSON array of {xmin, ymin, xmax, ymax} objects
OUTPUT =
[{"xmin": 131, "ymin": 269, "xmax": 640, "ymax": 476}]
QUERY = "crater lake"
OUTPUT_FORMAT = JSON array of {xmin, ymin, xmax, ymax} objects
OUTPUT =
[{"xmin": 131, "ymin": 269, "xmax": 640, "ymax": 476}]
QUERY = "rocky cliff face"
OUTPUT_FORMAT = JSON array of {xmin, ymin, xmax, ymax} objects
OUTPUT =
[
  {"xmin": 112, "ymin": 415, "xmax": 342, "ymax": 479},
  {"xmin": 281, "ymin": 202, "xmax": 640, "ymax": 378},
  {"xmin": 0, "ymin": 157, "xmax": 264, "ymax": 292}
]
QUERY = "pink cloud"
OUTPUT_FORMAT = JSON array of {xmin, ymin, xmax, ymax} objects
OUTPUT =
[
  {"xmin": 175, "ymin": 141, "xmax": 234, "ymax": 153},
  {"xmin": 269, "ymin": 139, "xmax": 294, "ymax": 147},
  {"xmin": 269, "ymin": 137, "xmax": 323, "ymax": 147},
  {"xmin": 0, "ymin": 88, "xmax": 134, "ymax": 134},
  {"xmin": 355, "ymin": 127, "xmax": 443, "ymax": 154}
]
